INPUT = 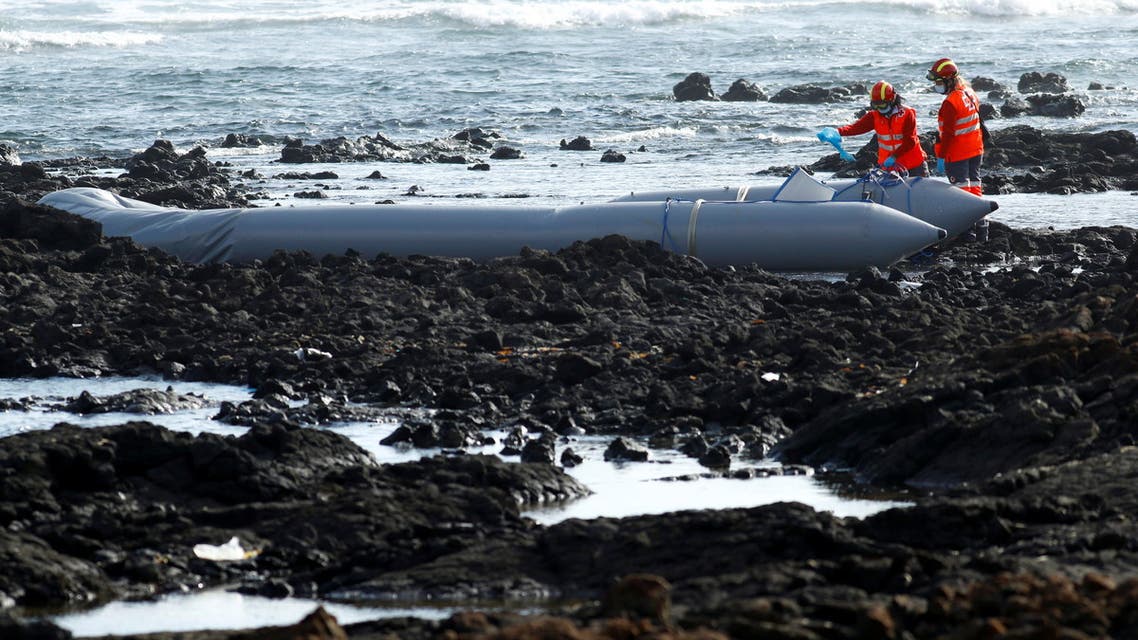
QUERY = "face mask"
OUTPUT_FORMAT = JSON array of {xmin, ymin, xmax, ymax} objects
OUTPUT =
[{"xmin": 933, "ymin": 84, "xmax": 948, "ymax": 95}]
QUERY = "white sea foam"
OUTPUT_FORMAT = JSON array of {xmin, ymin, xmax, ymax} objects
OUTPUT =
[
  {"xmin": 2, "ymin": 0, "xmax": 1133, "ymax": 36},
  {"xmin": 597, "ymin": 126, "xmax": 700, "ymax": 144},
  {"xmin": 0, "ymin": 29, "xmax": 162, "ymax": 50},
  {"xmin": 3, "ymin": 1, "xmax": 754, "ymax": 30},
  {"xmin": 892, "ymin": 0, "xmax": 1138, "ymax": 16},
  {"xmin": 427, "ymin": 0, "xmax": 753, "ymax": 29}
]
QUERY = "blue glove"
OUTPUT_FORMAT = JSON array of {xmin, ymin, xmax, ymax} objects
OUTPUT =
[
  {"xmin": 816, "ymin": 127, "xmax": 841, "ymax": 146},
  {"xmin": 882, "ymin": 156, "xmax": 896, "ymax": 169},
  {"xmin": 817, "ymin": 127, "xmax": 855, "ymax": 162},
  {"xmin": 936, "ymin": 158, "xmax": 945, "ymax": 174}
]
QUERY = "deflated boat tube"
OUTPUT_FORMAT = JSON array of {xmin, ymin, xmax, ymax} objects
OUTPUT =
[
  {"xmin": 612, "ymin": 172, "xmax": 997, "ymax": 241},
  {"xmin": 38, "ymin": 187, "xmax": 945, "ymax": 272}
]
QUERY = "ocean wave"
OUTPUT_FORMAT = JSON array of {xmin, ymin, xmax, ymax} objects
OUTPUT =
[
  {"xmin": 0, "ymin": 29, "xmax": 163, "ymax": 50},
  {"xmin": 595, "ymin": 127, "xmax": 700, "ymax": 144},
  {"xmin": 47, "ymin": 1, "xmax": 755, "ymax": 30},
  {"xmin": 424, "ymin": 1, "xmax": 755, "ymax": 29},
  {"xmin": 887, "ymin": 0, "xmax": 1138, "ymax": 16},
  {"xmin": 8, "ymin": 0, "xmax": 1134, "ymax": 34}
]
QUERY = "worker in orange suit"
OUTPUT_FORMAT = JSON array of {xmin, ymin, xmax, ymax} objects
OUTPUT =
[
  {"xmin": 928, "ymin": 58, "xmax": 985, "ymax": 194},
  {"xmin": 928, "ymin": 57, "xmax": 987, "ymax": 240},
  {"xmin": 831, "ymin": 81, "xmax": 929, "ymax": 176}
]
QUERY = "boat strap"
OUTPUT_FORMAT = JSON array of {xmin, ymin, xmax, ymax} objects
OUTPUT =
[
  {"xmin": 660, "ymin": 198, "xmax": 682, "ymax": 253},
  {"xmin": 659, "ymin": 197, "xmax": 704, "ymax": 258},
  {"xmin": 687, "ymin": 199, "xmax": 704, "ymax": 257},
  {"xmin": 836, "ymin": 171, "xmax": 920, "ymax": 211}
]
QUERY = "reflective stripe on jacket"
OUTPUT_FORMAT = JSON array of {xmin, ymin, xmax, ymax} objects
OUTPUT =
[
  {"xmin": 836, "ymin": 105, "xmax": 927, "ymax": 170},
  {"xmin": 934, "ymin": 87, "xmax": 984, "ymax": 162}
]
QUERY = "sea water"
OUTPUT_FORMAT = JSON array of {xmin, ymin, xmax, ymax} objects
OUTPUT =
[
  {"xmin": 2, "ymin": 0, "xmax": 1136, "ymax": 634},
  {"xmin": 1, "ymin": 0, "xmax": 1137, "ymax": 222}
]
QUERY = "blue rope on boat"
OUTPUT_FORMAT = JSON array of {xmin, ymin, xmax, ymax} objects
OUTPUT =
[
  {"xmin": 839, "ymin": 168, "xmax": 917, "ymax": 209},
  {"xmin": 832, "ymin": 182, "xmax": 862, "ymax": 200},
  {"xmin": 908, "ymin": 247, "xmax": 936, "ymax": 263},
  {"xmin": 659, "ymin": 198, "xmax": 682, "ymax": 252}
]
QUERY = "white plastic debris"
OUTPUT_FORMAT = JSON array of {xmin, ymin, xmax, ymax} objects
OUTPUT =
[
  {"xmin": 192, "ymin": 536, "xmax": 254, "ymax": 561},
  {"xmin": 293, "ymin": 347, "xmax": 333, "ymax": 362},
  {"xmin": 761, "ymin": 372, "xmax": 781, "ymax": 382}
]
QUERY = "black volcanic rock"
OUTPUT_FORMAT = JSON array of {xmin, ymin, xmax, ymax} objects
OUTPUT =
[
  {"xmin": 2, "ymin": 137, "xmax": 1138, "ymax": 640},
  {"xmin": 673, "ymin": 72, "xmax": 717, "ymax": 102}
]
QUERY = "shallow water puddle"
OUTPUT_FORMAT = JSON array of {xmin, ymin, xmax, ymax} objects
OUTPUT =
[
  {"xmin": 0, "ymin": 376, "xmax": 255, "ymax": 437},
  {"xmin": 50, "ymin": 590, "xmax": 454, "ymax": 637},
  {"xmin": 2, "ymin": 376, "xmax": 911, "ymax": 635},
  {"xmin": 0, "ymin": 376, "xmax": 912, "ymax": 521},
  {"xmin": 518, "ymin": 436, "xmax": 911, "ymax": 524}
]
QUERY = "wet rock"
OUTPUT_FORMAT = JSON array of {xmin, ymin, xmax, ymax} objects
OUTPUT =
[
  {"xmin": 556, "ymin": 354, "xmax": 604, "ymax": 384},
  {"xmin": 221, "ymin": 133, "xmax": 264, "ymax": 148},
  {"xmin": 975, "ymin": 125, "xmax": 1138, "ymax": 193},
  {"xmin": 554, "ymin": 413, "xmax": 586, "ymax": 436},
  {"xmin": 490, "ymin": 146, "xmax": 522, "ymax": 159},
  {"xmin": 1026, "ymin": 92, "xmax": 1088, "ymax": 117},
  {"xmin": 0, "ymin": 421, "xmax": 589, "ymax": 609},
  {"xmin": 971, "ymin": 76, "xmax": 1004, "ymax": 92},
  {"xmin": 604, "ymin": 436, "xmax": 649, "ymax": 461},
  {"xmin": 277, "ymin": 132, "xmax": 408, "ymax": 164},
  {"xmin": 452, "ymin": 128, "xmax": 501, "ymax": 150},
  {"xmin": 672, "ymin": 72, "xmax": 717, "ymax": 102},
  {"xmin": 679, "ymin": 433, "xmax": 709, "ymax": 458},
  {"xmin": 274, "ymin": 171, "xmax": 339, "ymax": 180},
  {"xmin": 600, "ymin": 149, "xmax": 626, "ymax": 163},
  {"xmin": 379, "ymin": 424, "xmax": 413, "ymax": 446},
  {"xmin": 0, "ymin": 610, "xmax": 71, "ymax": 640},
  {"xmin": 253, "ymin": 379, "xmax": 299, "ymax": 400},
  {"xmin": 559, "ymin": 136, "xmax": 593, "ymax": 151},
  {"xmin": 601, "ymin": 573, "xmax": 672, "ymax": 625},
  {"xmin": 1018, "ymin": 71, "xmax": 1070, "ymax": 94},
  {"xmin": 59, "ymin": 388, "xmax": 211, "ymax": 415},
  {"xmin": 466, "ymin": 329, "xmax": 504, "ymax": 352},
  {"xmin": 0, "ymin": 200, "xmax": 102, "ymax": 251},
  {"xmin": 720, "ymin": 78, "xmax": 766, "ymax": 102},
  {"xmin": 999, "ymin": 94, "xmax": 1032, "ymax": 118},
  {"xmin": 698, "ymin": 443, "xmax": 733, "ymax": 469},
  {"xmin": 19, "ymin": 163, "xmax": 47, "ymax": 180},
  {"xmin": 500, "ymin": 424, "xmax": 529, "ymax": 456},
  {"xmin": 0, "ymin": 144, "xmax": 21, "ymax": 166},
  {"xmin": 520, "ymin": 432, "xmax": 556, "ymax": 464},
  {"xmin": 560, "ymin": 447, "xmax": 583, "ymax": 467},
  {"xmin": 769, "ymin": 83, "xmax": 863, "ymax": 103}
]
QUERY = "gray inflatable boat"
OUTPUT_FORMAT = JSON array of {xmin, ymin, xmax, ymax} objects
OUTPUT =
[
  {"xmin": 37, "ymin": 170, "xmax": 947, "ymax": 272},
  {"xmin": 610, "ymin": 169, "xmax": 998, "ymax": 241}
]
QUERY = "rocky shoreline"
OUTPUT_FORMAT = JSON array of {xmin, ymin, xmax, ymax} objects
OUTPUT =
[{"xmin": 1, "ymin": 139, "xmax": 1137, "ymax": 639}]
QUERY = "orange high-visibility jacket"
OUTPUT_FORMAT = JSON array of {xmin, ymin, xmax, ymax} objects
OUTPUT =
[
  {"xmin": 837, "ymin": 105, "xmax": 927, "ymax": 170},
  {"xmin": 935, "ymin": 87, "xmax": 984, "ymax": 162}
]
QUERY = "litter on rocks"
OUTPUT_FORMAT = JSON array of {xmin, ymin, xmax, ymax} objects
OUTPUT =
[{"xmin": 192, "ymin": 536, "xmax": 259, "ymax": 561}]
